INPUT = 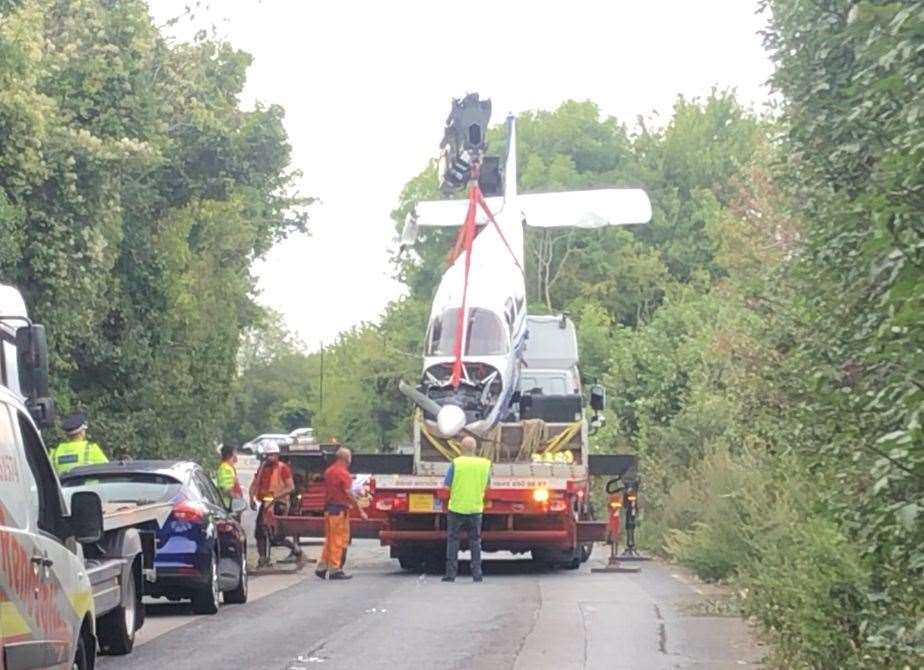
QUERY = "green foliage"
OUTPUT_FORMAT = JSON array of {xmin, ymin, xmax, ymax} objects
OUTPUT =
[
  {"xmin": 0, "ymin": 0, "xmax": 307, "ymax": 461},
  {"xmin": 759, "ymin": 0, "xmax": 924, "ymax": 664}
]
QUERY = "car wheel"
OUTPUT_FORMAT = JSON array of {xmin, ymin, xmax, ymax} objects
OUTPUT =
[
  {"xmin": 224, "ymin": 546, "xmax": 249, "ymax": 604},
  {"xmin": 191, "ymin": 550, "xmax": 221, "ymax": 615},
  {"xmin": 97, "ymin": 566, "xmax": 137, "ymax": 655}
]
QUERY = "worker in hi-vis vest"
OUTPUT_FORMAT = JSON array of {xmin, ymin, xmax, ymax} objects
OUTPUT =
[
  {"xmin": 50, "ymin": 411, "xmax": 108, "ymax": 475},
  {"xmin": 216, "ymin": 444, "xmax": 244, "ymax": 509},
  {"xmin": 442, "ymin": 435, "xmax": 492, "ymax": 582}
]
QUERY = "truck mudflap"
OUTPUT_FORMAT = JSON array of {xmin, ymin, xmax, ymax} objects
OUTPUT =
[
  {"xmin": 276, "ymin": 515, "xmax": 386, "ymax": 539},
  {"xmin": 587, "ymin": 454, "xmax": 638, "ymax": 477}
]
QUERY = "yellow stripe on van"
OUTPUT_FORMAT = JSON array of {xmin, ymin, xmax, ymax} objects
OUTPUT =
[
  {"xmin": 0, "ymin": 600, "xmax": 33, "ymax": 636},
  {"xmin": 68, "ymin": 588, "xmax": 93, "ymax": 619}
]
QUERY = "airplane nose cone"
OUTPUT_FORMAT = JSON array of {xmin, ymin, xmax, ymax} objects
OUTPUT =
[{"xmin": 436, "ymin": 404, "xmax": 466, "ymax": 437}]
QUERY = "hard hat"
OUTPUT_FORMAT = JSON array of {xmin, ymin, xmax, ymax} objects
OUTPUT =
[
  {"xmin": 262, "ymin": 442, "xmax": 280, "ymax": 455},
  {"xmin": 61, "ymin": 412, "xmax": 88, "ymax": 435}
]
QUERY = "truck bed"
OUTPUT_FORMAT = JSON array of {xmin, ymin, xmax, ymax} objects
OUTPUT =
[{"xmin": 101, "ymin": 502, "xmax": 172, "ymax": 532}]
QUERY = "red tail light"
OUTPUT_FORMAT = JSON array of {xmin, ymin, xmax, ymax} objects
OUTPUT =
[
  {"xmin": 375, "ymin": 498, "xmax": 394, "ymax": 511},
  {"xmin": 172, "ymin": 500, "xmax": 206, "ymax": 523}
]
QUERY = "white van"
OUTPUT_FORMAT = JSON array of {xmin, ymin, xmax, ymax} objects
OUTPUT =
[{"xmin": 1, "ymin": 284, "xmax": 104, "ymax": 669}]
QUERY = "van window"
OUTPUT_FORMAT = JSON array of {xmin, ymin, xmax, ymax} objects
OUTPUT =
[
  {"xmin": 0, "ymin": 404, "xmax": 34, "ymax": 527},
  {"xmin": 17, "ymin": 412, "xmax": 63, "ymax": 535}
]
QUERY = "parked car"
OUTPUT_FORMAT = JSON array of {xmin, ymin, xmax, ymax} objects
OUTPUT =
[
  {"xmin": 61, "ymin": 460, "xmax": 248, "ymax": 614},
  {"xmin": 242, "ymin": 433, "xmax": 291, "ymax": 456}
]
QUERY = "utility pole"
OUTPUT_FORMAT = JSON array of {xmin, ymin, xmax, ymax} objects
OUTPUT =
[{"xmin": 319, "ymin": 341, "xmax": 324, "ymax": 412}]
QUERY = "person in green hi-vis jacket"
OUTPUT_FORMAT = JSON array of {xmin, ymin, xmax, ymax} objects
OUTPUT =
[
  {"xmin": 442, "ymin": 435, "xmax": 491, "ymax": 583},
  {"xmin": 50, "ymin": 411, "xmax": 108, "ymax": 475}
]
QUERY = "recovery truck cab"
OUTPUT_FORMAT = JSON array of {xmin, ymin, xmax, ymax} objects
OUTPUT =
[{"xmin": 0, "ymin": 283, "xmax": 167, "ymax": 668}]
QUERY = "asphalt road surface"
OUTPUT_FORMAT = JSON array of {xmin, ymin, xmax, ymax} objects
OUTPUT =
[{"xmin": 98, "ymin": 539, "xmax": 763, "ymax": 670}]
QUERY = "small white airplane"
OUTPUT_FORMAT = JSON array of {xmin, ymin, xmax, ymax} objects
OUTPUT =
[{"xmin": 399, "ymin": 94, "xmax": 652, "ymax": 437}]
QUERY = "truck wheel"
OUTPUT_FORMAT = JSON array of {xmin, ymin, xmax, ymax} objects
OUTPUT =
[
  {"xmin": 98, "ymin": 565, "xmax": 137, "ymax": 655},
  {"xmin": 580, "ymin": 543, "xmax": 593, "ymax": 563},
  {"xmin": 398, "ymin": 555, "xmax": 422, "ymax": 571},
  {"xmin": 561, "ymin": 553, "xmax": 581, "ymax": 570},
  {"xmin": 224, "ymin": 548, "xmax": 249, "ymax": 604},
  {"xmin": 191, "ymin": 550, "xmax": 221, "ymax": 615},
  {"xmin": 560, "ymin": 544, "xmax": 582, "ymax": 570}
]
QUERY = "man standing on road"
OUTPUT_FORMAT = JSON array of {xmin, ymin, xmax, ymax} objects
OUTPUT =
[
  {"xmin": 316, "ymin": 447, "xmax": 367, "ymax": 581},
  {"xmin": 216, "ymin": 444, "xmax": 243, "ymax": 510},
  {"xmin": 50, "ymin": 411, "xmax": 108, "ymax": 475},
  {"xmin": 443, "ymin": 436, "xmax": 491, "ymax": 583},
  {"xmin": 250, "ymin": 443, "xmax": 303, "ymax": 568}
]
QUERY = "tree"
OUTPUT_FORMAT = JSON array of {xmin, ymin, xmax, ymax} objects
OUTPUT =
[{"xmin": 0, "ymin": 0, "xmax": 309, "ymax": 461}]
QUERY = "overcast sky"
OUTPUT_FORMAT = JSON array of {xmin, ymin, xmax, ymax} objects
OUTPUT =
[{"xmin": 148, "ymin": 0, "xmax": 774, "ymax": 351}]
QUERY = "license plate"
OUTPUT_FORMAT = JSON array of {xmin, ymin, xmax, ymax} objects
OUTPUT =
[{"xmin": 408, "ymin": 493, "xmax": 434, "ymax": 513}]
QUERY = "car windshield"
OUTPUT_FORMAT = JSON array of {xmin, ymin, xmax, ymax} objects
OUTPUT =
[
  {"xmin": 61, "ymin": 473, "xmax": 182, "ymax": 505},
  {"xmin": 426, "ymin": 308, "xmax": 509, "ymax": 356}
]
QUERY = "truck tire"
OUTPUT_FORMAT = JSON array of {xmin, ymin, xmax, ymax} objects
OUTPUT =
[
  {"xmin": 398, "ymin": 554, "xmax": 424, "ymax": 571},
  {"xmin": 580, "ymin": 543, "xmax": 593, "ymax": 563},
  {"xmin": 223, "ymin": 548, "xmax": 249, "ymax": 604},
  {"xmin": 97, "ymin": 564, "xmax": 138, "ymax": 655},
  {"xmin": 191, "ymin": 550, "xmax": 221, "ymax": 615},
  {"xmin": 561, "ymin": 553, "xmax": 581, "ymax": 570}
]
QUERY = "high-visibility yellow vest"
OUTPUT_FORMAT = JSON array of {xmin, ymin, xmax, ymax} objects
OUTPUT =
[
  {"xmin": 50, "ymin": 439, "xmax": 108, "ymax": 475},
  {"xmin": 448, "ymin": 455, "xmax": 491, "ymax": 515},
  {"xmin": 216, "ymin": 460, "xmax": 238, "ymax": 506}
]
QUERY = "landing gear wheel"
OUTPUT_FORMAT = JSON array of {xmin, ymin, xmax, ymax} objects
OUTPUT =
[
  {"xmin": 98, "ymin": 567, "xmax": 137, "ymax": 655},
  {"xmin": 224, "ymin": 548, "xmax": 249, "ymax": 604},
  {"xmin": 192, "ymin": 550, "xmax": 221, "ymax": 614}
]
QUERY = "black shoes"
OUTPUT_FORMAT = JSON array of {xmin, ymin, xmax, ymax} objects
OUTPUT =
[
  {"xmin": 314, "ymin": 569, "xmax": 327, "ymax": 580},
  {"xmin": 329, "ymin": 571, "xmax": 353, "ymax": 580}
]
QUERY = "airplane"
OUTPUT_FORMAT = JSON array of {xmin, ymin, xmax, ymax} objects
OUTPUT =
[{"xmin": 399, "ymin": 93, "xmax": 652, "ymax": 438}]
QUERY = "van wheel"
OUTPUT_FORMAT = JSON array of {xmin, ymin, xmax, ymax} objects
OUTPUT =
[
  {"xmin": 191, "ymin": 550, "xmax": 221, "ymax": 614},
  {"xmin": 72, "ymin": 629, "xmax": 90, "ymax": 670},
  {"xmin": 98, "ymin": 566, "xmax": 137, "ymax": 655},
  {"xmin": 224, "ymin": 548, "xmax": 249, "ymax": 604}
]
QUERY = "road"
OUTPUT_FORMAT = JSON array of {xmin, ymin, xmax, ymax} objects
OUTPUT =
[{"xmin": 98, "ymin": 540, "xmax": 763, "ymax": 670}]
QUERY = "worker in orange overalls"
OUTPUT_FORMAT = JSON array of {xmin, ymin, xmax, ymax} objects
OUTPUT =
[{"xmin": 315, "ymin": 447, "xmax": 367, "ymax": 580}]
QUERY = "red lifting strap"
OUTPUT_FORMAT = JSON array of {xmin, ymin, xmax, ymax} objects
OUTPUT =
[
  {"xmin": 449, "ymin": 186, "xmax": 479, "ymax": 388},
  {"xmin": 447, "ymin": 185, "xmax": 521, "ymax": 389}
]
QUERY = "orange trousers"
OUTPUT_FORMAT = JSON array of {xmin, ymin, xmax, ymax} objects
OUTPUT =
[{"xmin": 320, "ymin": 512, "xmax": 350, "ymax": 570}]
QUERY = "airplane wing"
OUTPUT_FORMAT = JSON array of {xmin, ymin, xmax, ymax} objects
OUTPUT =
[
  {"xmin": 414, "ymin": 196, "xmax": 505, "ymax": 227},
  {"xmin": 519, "ymin": 188, "xmax": 651, "ymax": 228}
]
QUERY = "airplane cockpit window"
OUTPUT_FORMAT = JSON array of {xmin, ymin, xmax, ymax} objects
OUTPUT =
[
  {"xmin": 426, "ymin": 308, "xmax": 509, "ymax": 356},
  {"xmin": 427, "ymin": 310, "xmax": 457, "ymax": 356},
  {"xmin": 466, "ymin": 308, "xmax": 508, "ymax": 355}
]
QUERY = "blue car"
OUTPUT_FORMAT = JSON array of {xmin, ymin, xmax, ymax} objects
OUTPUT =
[{"xmin": 61, "ymin": 460, "xmax": 248, "ymax": 614}]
